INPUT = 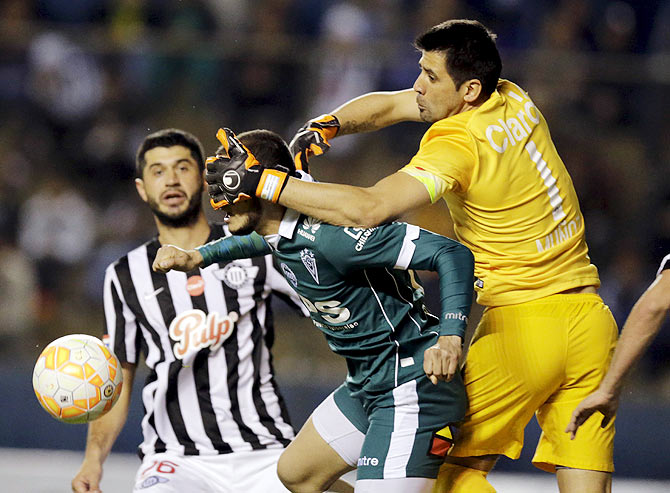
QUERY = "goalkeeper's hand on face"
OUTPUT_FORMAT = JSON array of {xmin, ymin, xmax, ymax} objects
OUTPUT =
[
  {"xmin": 206, "ymin": 128, "xmax": 294, "ymax": 209},
  {"xmin": 288, "ymin": 114, "xmax": 340, "ymax": 172}
]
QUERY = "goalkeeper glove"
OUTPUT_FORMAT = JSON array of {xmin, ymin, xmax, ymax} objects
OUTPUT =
[
  {"xmin": 206, "ymin": 128, "xmax": 293, "ymax": 209},
  {"xmin": 288, "ymin": 114, "xmax": 340, "ymax": 172}
]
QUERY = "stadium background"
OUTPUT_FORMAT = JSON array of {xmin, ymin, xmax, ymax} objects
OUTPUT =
[{"xmin": 1, "ymin": 0, "xmax": 669, "ymax": 491}]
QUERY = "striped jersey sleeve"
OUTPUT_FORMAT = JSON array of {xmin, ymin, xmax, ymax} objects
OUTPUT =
[{"xmin": 103, "ymin": 261, "xmax": 142, "ymax": 365}]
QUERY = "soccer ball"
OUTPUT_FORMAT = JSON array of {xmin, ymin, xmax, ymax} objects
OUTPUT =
[{"xmin": 32, "ymin": 334, "xmax": 123, "ymax": 424}]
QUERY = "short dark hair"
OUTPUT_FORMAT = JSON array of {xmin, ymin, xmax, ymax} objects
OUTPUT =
[
  {"xmin": 135, "ymin": 128, "xmax": 205, "ymax": 178},
  {"xmin": 415, "ymin": 19, "xmax": 502, "ymax": 100},
  {"xmin": 231, "ymin": 129, "xmax": 295, "ymax": 173}
]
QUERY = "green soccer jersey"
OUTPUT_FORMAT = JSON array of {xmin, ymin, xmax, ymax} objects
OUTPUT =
[{"xmin": 199, "ymin": 210, "xmax": 474, "ymax": 394}]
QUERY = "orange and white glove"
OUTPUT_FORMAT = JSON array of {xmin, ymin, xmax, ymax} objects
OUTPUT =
[
  {"xmin": 206, "ymin": 128, "xmax": 293, "ymax": 209},
  {"xmin": 288, "ymin": 114, "xmax": 340, "ymax": 172}
]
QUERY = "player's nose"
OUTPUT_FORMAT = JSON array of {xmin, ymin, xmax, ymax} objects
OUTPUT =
[
  {"xmin": 413, "ymin": 77, "xmax": 424, "ymax": 94},
  {"xmin": 165, "ymin": 168, "xmax": 180, "ymax": 185}
]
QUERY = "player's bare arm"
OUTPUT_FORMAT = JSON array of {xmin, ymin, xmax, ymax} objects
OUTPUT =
[
  {"xmin": 566, "ymin": 271, "xmax": 670, "ymax": 439},
  {"xmin": 72, "ymin": 364, "xmax": 136, "ymax": 493},
  {"xmin": 206, "ymin": 129, "xmax": 433, "ymax": 228},
  {"xmin": 332, "ymin": 89, "xmax": 421, "ymax": 135},
  {"xmin": 153, "ymin": 244, "xmax": 203, "ymax": 272},
  {"xmin": 289, "ymin": 90, "xmax": 420, "ymax": 170},
  {"xmin": 279, "ymin": 171, "xmax": 432, "ymax": 228},
  {"xmin": 154, "ymin": 233, "xmax": 272, "ymax": 273}
]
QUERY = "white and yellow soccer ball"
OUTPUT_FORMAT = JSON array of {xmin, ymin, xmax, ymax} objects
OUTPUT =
[{"xmin": 32, "ymin": 334, "xmax": 123, "ymax": 424}]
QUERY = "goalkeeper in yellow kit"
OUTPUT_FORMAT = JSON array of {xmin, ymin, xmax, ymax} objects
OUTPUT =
[{"xmin": 210, "ymin": 19, "xmax": 617, "ymax": 493}]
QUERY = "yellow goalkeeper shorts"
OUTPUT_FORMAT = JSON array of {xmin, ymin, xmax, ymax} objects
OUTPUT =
[{"xmin": 449, "ymin": 292, "xmax": 618, "ymax": 473}]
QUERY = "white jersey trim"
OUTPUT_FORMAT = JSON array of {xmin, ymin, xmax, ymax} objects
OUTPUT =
[
  {"xmin": 657, "ymin": 253, "xmax": 670, "ymax": 277},
  {"xmin": 394, "ymin": 224, "xmax": 420, "ymax": 270},
  {"xmin": 383, "ymin": 379, "xmax": 419, "ymax": 478}
]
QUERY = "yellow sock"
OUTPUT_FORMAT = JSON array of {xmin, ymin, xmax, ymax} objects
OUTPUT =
[{"xmin": 432, "ymin": 462, "xmax": 496, "ymax": 493}]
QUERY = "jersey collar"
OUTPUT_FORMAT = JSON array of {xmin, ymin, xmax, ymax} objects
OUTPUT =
[
  {"xmin": 265, "ymin": 208, "xmax": 301, "ymax": 248},
  {"xmin": 265, "ymin": 171, "xmax": 314, "ymax": 248}
]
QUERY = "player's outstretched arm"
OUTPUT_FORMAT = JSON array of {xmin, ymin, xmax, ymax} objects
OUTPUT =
[
  {"xmin": 204, "ymin": 128, "xmax": 432, "ymax": 228},
  {"xmin": 289, "ymin": 90, "xmax": 420, "ymax": 170},
  {"xmin": 72, "ymin": 363, "xmax": 136, "ymax": 493},
  {"xmin": 279, "ymin": 171, "xmax": 432, "ymax": 228},
  {"xmin": 566, "ymin": 270, "xmax": 670, "ymax": 439},
  {"xmin": 153, "ymin": 233, "xmax": 272, "ymax": 273},
  {"xmin": 153, "ymin": 245, "xmax": 203, "ymax": 273},
  {"xmin": 330, "ymin": 89, "xmax": 421, "ymax": 136}
]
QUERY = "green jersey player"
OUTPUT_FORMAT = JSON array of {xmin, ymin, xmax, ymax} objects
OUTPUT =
[{"xmin": 153, "ymin": 128, "xmax": 474, "ymax": 493}]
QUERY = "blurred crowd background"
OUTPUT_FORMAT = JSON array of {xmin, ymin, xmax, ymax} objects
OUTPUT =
[{"xmin": 1, "ymin": 0, "xmax": 670, "ymax": 439}]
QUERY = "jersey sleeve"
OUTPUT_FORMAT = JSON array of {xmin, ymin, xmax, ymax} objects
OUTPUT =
[
  {"xmin": 102, "ymin": 263, "xmax": 141, "ymax": 365},
  {"xmin": 404, "ymin": 229, "xmax": 475, "ymax": 338},
  {"xmin": 320, "ymin": 223, "xmax": 474, "ymax": 338},
  {"xmin": 265, "ymin": 257, "xmax": 310, "ymax": 317},
  {"xmin": 197, "ymin": 232, "xmax": 272, "ymax": 267},
  {"xmin": 400, "ymin": 121, "xmax": 476, "ymax": 203}
]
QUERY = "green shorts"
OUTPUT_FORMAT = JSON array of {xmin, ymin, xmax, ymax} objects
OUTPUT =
[{"xmin": 313, "ymin": 374, "xmax": 466, "ymax": 481}]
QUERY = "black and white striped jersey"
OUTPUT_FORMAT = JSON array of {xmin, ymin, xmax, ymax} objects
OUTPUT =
[{"xmin": 102, "ymin": 225, "xmax": 306, "ymax": 458}]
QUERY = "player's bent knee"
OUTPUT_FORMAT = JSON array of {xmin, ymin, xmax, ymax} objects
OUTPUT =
[
  {"xmin": 433, "ymin": 463, "xmax": 496, "ymax": 493},
  {"xmin": 276, "ymin": 452, "xmax": 305, "ymax": 491},
  {"xmin": 276, "ymin": 451, "xmax": 334, "ymax": 492}
]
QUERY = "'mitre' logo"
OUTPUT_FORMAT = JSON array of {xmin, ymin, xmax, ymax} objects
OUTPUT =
[
  {"xmin": 357, "ymin": 456, "xmax": 379, "ymax": 467},
  {"xmin": 444, "ymin": 312, "xmax": 468, "ymax": 324},
  {"xmin": 169, "ymin": 309, "xmax": 238, "ymax": 359}
]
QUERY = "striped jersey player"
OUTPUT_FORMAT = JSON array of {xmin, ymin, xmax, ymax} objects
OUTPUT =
[
  {"xmin": 104, "ymin": 226, "xmax": 303, "ymax": 458},
  {"xmin": 73, "ymin": 128, "xmax": 307, "ymax": 493}
]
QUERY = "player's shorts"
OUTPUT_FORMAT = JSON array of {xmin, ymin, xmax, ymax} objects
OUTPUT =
[
  {"xmin": 313, "ymin": 374, "xmax": 466, "ymax": 481},
  {"xmin": 132, "ymin": 447, "xmax": 288, "ymax": 492},
  {"xmin": 312, "ymin": 383, "xmax": 368, "ymax": 467},
  {"xmin": 448, "ymin": 292, "xmax": 618, "ymax": 473}
]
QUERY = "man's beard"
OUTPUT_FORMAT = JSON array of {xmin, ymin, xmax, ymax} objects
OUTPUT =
[
  {"xmin": 418, "ymin": 107, "xmax": 437, "ymax": 123},
  {"xmin": 149, "ymin": 190, "xmax": 202, "ymax": 228}
]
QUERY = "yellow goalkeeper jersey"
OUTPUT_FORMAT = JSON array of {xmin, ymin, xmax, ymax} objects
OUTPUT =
[{"xmin": 401, "ymin": 79, "xmax": 600, "ymax": 306}]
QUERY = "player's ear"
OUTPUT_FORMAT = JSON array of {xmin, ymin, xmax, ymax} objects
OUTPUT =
[
  {"xmin": 135, "ymin": 177, "xmax": 149, "ymax": 203},
  {"xmin": 462, "ymin": 79, "xmax": 482, "ymax": 103}
]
